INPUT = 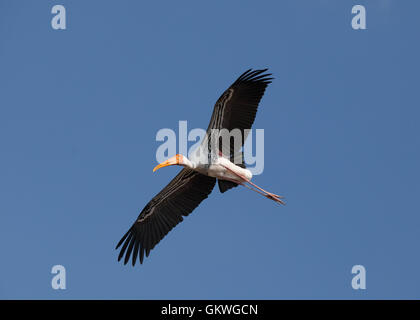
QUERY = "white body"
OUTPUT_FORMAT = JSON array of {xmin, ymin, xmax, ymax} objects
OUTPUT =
[
  {"xmin": 186, "ymin": 134, "xmax": 252, "ymax": 183},
  {"xmin": 193, "ymin": 156, "xmax": 253, "ymax": 183}
]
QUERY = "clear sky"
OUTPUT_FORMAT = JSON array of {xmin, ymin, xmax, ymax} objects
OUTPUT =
[{"xmin": 1, "ymin": 0, "xmax": 419, "ymax": 299}]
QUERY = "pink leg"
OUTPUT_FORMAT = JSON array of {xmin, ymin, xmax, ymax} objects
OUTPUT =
[
  {"xmin": 221, "ymin": 165, "xmax": 285, "ymax": 205},
  {"xmin": 240, "ymin": 183, "xmax": 285, "ymax": 205},
  {"xmin": 246, "ymin": 180, "xmax": 284, "ymax": 199}
]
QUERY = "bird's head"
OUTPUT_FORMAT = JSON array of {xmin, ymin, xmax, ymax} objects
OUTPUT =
[{"xmin": 153, "ymin": 154, "xmax": 191, "ymax": 172}]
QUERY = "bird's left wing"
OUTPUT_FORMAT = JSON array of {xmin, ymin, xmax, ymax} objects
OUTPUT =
[
  {"xmin": 206, "ymin": 68, "xmax": 273, "ymax": 148},
  {"xmin": 199, "ymin": 69, "xmax": 272, "ymax": 167},
  {"xmin": 201, "ymin": 69, "xmax": 273, "ymax": 193},
  {"xmin": 116, "ymin": 168, "xmax": 216, "ymax": 265}
]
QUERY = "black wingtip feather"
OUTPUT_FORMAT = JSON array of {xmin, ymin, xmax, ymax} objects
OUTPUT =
[
  {"xmin": 115, "ymin": 229, "xmax": 130, "ymax": 250},
  {"xmin": 237, "ymin": 68, "xmax": 253, "ymax": 81},
  {"xmin": 124, "ymin": 234, "xmax": 136, "ymax": 265},
  {"xmin": 235, "ymin": 68, "xmax": 273, "ymax": 85},
  {"xmin": 140, "ymin": 247, "xmax": 145, "ymax": 264},
  {"xmin": 117, "ymin": 232, "xmax": 133, "ymax": 261},
  {"xmin": 132, "ymin": 236, "xmax": 140, "ymax": 266}
]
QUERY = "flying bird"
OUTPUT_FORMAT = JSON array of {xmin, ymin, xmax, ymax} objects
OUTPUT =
[{"xmin": 116, "ymin": 69, "xmax": 284, "ymax": 265}]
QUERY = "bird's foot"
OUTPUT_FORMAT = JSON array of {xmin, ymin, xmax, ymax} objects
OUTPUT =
[{"xmin": 265, "ymin": 193, "xmax": 286, "ymax": 205}]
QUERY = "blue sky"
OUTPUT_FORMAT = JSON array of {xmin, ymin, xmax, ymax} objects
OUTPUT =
[{"xmin": 0, "ymin": 0, "xmax": 419, "ymax": 299}]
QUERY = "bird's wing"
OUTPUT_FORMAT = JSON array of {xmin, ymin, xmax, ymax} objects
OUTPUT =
[
  {"xmin": 204, "ymin": 69, "xmax": 273, "ymax": 193},
  {"xmin": 206, "ymin": 68, "xmax": 273, "ymax": 152},
  {"xmin": 116, "ymin": 168, "xmax": 216, "ymax": 265}
]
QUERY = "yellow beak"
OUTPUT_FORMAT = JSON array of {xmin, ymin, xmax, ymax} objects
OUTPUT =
[{"xmin": 153, "ymin": 155, "xmax": 182, "ymax": 172}]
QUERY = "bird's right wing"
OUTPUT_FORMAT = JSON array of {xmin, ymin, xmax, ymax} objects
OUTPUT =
[{"xmin": 116, "ymin": 168, "xmax": 216, "ymax": 266}]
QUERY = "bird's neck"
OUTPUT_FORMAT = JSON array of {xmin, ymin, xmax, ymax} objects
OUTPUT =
[{"xmin": 182, "ymin": 157, "xmax": 197, "ymax": 169}]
